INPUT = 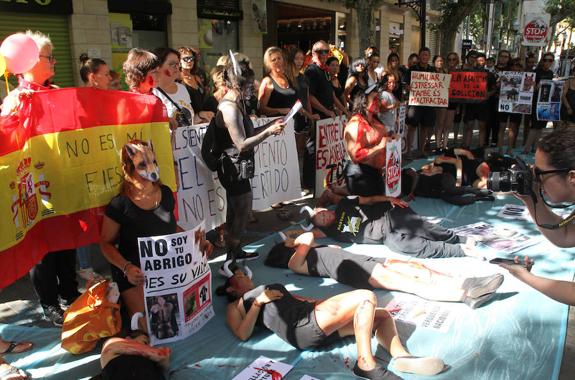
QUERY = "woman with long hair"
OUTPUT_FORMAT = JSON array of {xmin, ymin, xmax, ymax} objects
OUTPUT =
[
  {"xmin": 385, "ymin": 52, "xmax": 403, "ymax": 100},
  {"xmin": 326, "ymin": 56, "xmax": 346, "ymax": 110},
  {"xmin": 178, "ymin": 46, "xmax": 216, "ymax": 121},
  {"xmin": 344, "ymin": 58, "xmax": 368, "ymax": 108},
  {"xmin": 364, "ymin": 46, "xmax": 380, "ymax": 86}
]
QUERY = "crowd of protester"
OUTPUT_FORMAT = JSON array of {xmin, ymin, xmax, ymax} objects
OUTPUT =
[{"xmin": 1, "ymin": 29, "xmax": 575, "ymax": 380}]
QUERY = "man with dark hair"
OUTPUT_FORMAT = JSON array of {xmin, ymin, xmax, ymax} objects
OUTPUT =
[{"xmin": 405, "ymin": 47, "xmax": 436, "ymax": 156}]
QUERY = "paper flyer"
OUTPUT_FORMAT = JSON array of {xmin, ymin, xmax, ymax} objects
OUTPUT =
[
  {"xmin": 232, "ymin": 356, "xmax": 294, "ymax": 380},
  {"xmin": 386, "ymin": 297, "xmax": 457, "ymax": 333},
  {"xmin": 452, "ymin": 221, "xmax": 541, "ymax": 254}
]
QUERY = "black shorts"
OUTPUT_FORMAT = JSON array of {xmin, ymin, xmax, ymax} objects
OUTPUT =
[
  {"xmin": 344, "ymin": 162, "xmax": 384, "ymax": 196},
  {"xmin": 497, "ymin": 112, "xmax": 522, "ymax": 124},
  {"xmin": 406, "ymin": 106, "xmax": 436, "ymax": 128},
  {"xmin": 337, "ymin": 257, "xmax": 382, "ymax": 290},
  {"xmin": 294, "ymin": 309, "xmax": 341, "ymax": 349},
  {"xmin": 464, "ymin": 103, "xmax": 489, "ymax": 122},
  {"xmin": 102, "ymin": 354, "xmax": 166, "ymax": 380}
]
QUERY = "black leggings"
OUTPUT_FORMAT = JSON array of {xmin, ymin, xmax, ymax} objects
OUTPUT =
[
  {"xmin": 344, "ymin": 162, "xmax": 384, "ymax": 196},
  {"xmin": 225, "ymin": 191, "xmax": 252, "ymax": 260},
  {"xmin": 29, "ymin": 249, "xmax": 79, "ymax": 307}
]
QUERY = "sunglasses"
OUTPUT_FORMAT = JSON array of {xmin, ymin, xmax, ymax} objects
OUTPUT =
[
  {"xmin": 314, "ymin": 49, "xmax": 329, "ymax": 55},
  {"xmin": 181, "ymin": 56, "xmax": 195, "ymax": 63},
  {"xmin": 533, "ymin": 167, "xmax": 571, "ymax": 182}
]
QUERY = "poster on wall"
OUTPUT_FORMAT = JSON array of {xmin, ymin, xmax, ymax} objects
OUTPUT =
[
  {"xmin": 139, "ymin": 225, "xmax": 214, "ymax": 346},
  {"xmin": 537, "ymin": 80, "xmax": 564, "ymax": 121},
  {"xmin": 522, "ymin": 13, "xmax": 551, "ymax": 47},
  {"xmin": 251, "ymin": 118, "xmax": 301, "ymax": 210},
  {"xmin": 449, "ymin": 71, "xmax": 488, "ymax": 103},
  {"xmin": 498, "ymin": 71, "xmax": 535, "ymax": 114},
  {"xmin": 315, "ymin": 116, "xmax": 348, "ymax": 197},
  {"xmin": 408, "ymin": 72, "xmax": 451, "ymax": 107}
]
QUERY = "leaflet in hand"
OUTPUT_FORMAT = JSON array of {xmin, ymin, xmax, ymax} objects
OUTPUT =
[{"xmin": 283, "ymin": 100, "xmax": 303, "ymax": 124}]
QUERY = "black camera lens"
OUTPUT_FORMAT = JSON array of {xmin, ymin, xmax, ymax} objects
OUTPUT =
[{"xmin": 488, "ymin": 171, "xmax": 512, "ymax": 192}]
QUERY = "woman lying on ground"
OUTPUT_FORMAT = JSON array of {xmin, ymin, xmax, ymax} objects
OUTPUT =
[
  {"xmin": 265, "ymin": 232, "xmax": 503, "ymax": 309},
  {"xmin": 218, "ymin": 265, "xmax": 446, "ymax": 380},
  {"xmin": 307, "ymin": 188, "xmax": 481, "ymax": 259},
  {"xmin": 431, "ymin": 148, "xmax": 491, "ymax": 189}
]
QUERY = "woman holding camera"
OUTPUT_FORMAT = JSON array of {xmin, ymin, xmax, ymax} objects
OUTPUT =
[{"xmin": 501, "ymin": 128, "xmax": 575, "ymax": 305}]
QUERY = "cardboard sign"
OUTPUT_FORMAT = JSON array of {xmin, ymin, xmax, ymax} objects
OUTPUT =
[
  {"xmin": 139, "ymin": 225, "xmax": 214, "ymax": 346},
  {"xmin": 523, "ymin": 14, "xmax": 551, "ymax": 47},
  {"xmin": 449, "ymin": 71, "xmax": 488, "ymax": 103},
  {"xmin": 408, "ymin": 71, "xmax": 451, "ymax": 107},
  {"xmin": 537, "ymin": 80, "xmax": 564, "ymax": 121},
  {"xmin": 498, "ymin": 71, "xmax": 535, "ymax": 114},
  {"xmin": 315, "ymin": 116, "xmax": 348, "ymax": 197},
  {"xmin": 385, "ymin": 138, "xmax": 402, "ymax": 197}
]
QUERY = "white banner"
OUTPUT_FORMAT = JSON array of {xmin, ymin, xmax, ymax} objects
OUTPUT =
[
  {"xmin": 408, "ymin": 72, "xmax": 451, "ymax": 107},
  {"xmin": 314, "ymin": 116, "xmax": 348, "ymax": 197},
  {"xmin": 138, "ymin": 225, "xmax": 214, "ymax": 346},
  {"xmin": 537, "ymin": 80, "xmax": 564, "ymax": 121},
  {"xmin": 385, "ymin": 138, "xmax": 402, "ymax": 197},
  {"xmin": 251, "ymin": 118, "xmax": 301, "ymax": 210},
  {"xmin": 173, "ymin": 123, "xmax": 226, "ymax": 231},
  {"xmin": 498, "ymin": 71, "xmax": 535, "ymax": 114}
]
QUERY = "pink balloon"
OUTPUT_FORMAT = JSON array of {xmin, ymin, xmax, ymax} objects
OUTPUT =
[{"xmin": 0, "ymin": 34, "xmax": 39, "ymax": 74}]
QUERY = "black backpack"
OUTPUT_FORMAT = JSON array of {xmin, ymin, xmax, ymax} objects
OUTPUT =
[{"xmin": 201, "ymin": 115, "xmax": 220, "ymax": 172}]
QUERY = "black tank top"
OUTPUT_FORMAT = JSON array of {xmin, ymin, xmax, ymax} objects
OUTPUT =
[
  {"xmin": 267, "ymin": 76, "xmax": 298, "ymax": 109},
  {"xmin": 242, "ymin": 284, "xmax": 315, "ymax": 347}
]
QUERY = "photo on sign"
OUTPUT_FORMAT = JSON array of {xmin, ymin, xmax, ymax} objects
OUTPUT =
[
  {"xmin": 183, "ymin": 274, "xmax": 211, "ymax": 322},
  {"xmin": 522, "ymin": 73, "xmax": 535, "ymax": 92},
  {"xmin": 146, "ymin": 293, "xmax": 180, "ymax": 341}
]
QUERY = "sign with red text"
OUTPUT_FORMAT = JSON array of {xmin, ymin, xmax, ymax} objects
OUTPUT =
[
  {"xmin": 385, "ymin": 138, "xmax": 402, "ymax": 197},
  {"xmin": 408, "ymin": 72, "xmax": 451, "ymax": 107},
  {"xmin": 449, "ymin": 71, "xmax": 488, "ymax": 103},
  {"xmin": 315, "ymin": 116, "xmax": 348, "ymax": 197},
  {"xmin": 522, "ymin": 14, "xmax": 551, "ymax": 47}
]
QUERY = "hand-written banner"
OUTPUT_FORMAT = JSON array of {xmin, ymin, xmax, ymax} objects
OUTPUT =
[
  {"xmin": 251, "ymin": 118, "xmax": 301, "ymax": 210},
  {"xmin": 172, "ymin": 123, "xmax": 226, "ymax": 231},
  {"xmin": 498, "ymin": 71, "xmax": 535, "ymax": 114},
  {"xmin": 408, "ymin": 71, "xmax": 451, "ymax": 107},
  {"xmin": 537, "ymin": 80, "xmax": 564, "ymax": 121},
  {"xmin": 139, "ymin": 225, "xmax": 214, "ymax": 346},
  {"xmin": 449, "ymin": 71, "xmax": 488, "ymax": 103},
  {"xmin": 315, "ymin": 116, "xmax": 348, "ymax": 197}
]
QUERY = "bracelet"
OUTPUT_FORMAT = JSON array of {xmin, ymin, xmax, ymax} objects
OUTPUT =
[{"xmin": 122, "ymin": 262, "xmax": 133, "ymax": 276}]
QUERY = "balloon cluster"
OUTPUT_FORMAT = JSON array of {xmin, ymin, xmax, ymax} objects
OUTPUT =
[{"xmin": 0, "ymin": 33, "xmax": 40, "ymax": 94}]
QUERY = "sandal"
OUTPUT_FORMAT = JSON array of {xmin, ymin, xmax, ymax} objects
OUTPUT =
[
  {"xmin": 0, "ymin": 341, "xmax": 33, "ymax": 355},
  {"xmin": 0, "ymin": 363, "xmax": 28, "ymax": 380}
]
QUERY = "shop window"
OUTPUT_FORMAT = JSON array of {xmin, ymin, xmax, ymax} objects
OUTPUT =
[{"xmin": 198, "ymin": 19, "xmax": 239, "ymax": 69}]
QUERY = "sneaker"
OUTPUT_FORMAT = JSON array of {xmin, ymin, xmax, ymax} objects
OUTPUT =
[
  {"xmin": 352, "ymin": 361, "xmax": 401, "ymax": 380},
  {"xmin": 234, "ymin": 249, "xmax": 259, "ymax": 261},
  {"xmin": 43, "ymin": 305, "xmax": 65, "ymax": 326},
  {"xmin": 463, "ymin": 274, "xmax": 504, "ymax": 299},
  {"xmin": 464, "ymin": 292, "xmax": 496, "ymax": 309}
]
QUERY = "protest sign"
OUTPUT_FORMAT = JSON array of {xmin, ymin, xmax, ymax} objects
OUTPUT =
[
  {"xmin": 522, "ymin": 14, "xmax": 551, "ymax": 47},
  {"xmin": 396, "ymin": 102, "xmax": 409, "ymax": 154},
  {"xmin": 385, "ymin": 138, "xmax": 401, "ymax": 197},
  {"xmin": 387, "ymin": 296, "xmax": 457, "ymax": 333},
  {"xmin": 408, "ymin": 71, "xmax": 451, "ymax": 107},
  {"xmin": 0, "ymin": 88, "xmax": 175, "ymax": 288},
  {"xmin": 173, "ymin": 123, "xmax": 226, "ymax": 231},
  {"xmin": 449, "ymin": 71, "xmax": 488, "ymax": 103},
  {"xmin": 315, "ymin": 116, "xmax": 348, "ymax": 197},
  {"xmin": 498, "ymin": 71, "xmax": 535, "ymax": 114},
  {"xmin": 232, "ymin": 356, "xmax": 294, "ymax": 380},
  {"xmin": 139, "ymin": 224, "xmax": 214, "ymax": 346},
  {"xmin": 452, "ymin": 222, "xmax": 541, "ymax": 255},
  {"xmin": 537, "ymin": 80, "xmax": 564, "ymax": 121},
  {"xmin": 251, "ymin": 118, "xmax": 301, "ymax": 210}
]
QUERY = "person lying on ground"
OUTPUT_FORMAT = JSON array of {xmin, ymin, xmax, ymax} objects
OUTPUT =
[
  {"xmin": 432, "ymin": 148, "xmax": 491, "ymax": 189},
  {"xmin": 265, "ymin": 232, "xmax": 503, "ymax": 309},
  {"xmin": 304, "ymin": 189, "xmax": 481, "ymax": 259},
  {"xmin": 218, "ymin": 265, "xmax": 446, "ymax": 379}
]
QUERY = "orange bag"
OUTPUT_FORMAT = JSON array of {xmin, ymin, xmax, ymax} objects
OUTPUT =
[{"xmin": 61, "ymin": 280, "xmax": 122, "ymax": 354}]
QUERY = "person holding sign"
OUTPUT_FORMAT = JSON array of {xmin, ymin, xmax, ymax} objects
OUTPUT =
[
  {"xmin": 343, "ymin": 84, "xmax": 396, "ymax": 196},
  {"xmin": 265, "ymin": 231, "xmax": 503, "ymax": 308},
  {"xmin": 497, "ymin": 58, "xmax": 524, "ymax": 155},
  {"xmin": 100, "ymin": 141, "xmax": 178, "ymax": 332},
  {"xmin": 219, "ymin": 266, "xmax": 446, "ymax": 379}
]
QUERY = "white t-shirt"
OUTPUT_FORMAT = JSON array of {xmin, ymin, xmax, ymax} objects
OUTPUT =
[
  {"xmin": 153, "ymin": 83, "xmax": 195, "ymax": 125},
  {"xmin": 378, "ymin": 90, "xmax": 398, "ymax": 133}
]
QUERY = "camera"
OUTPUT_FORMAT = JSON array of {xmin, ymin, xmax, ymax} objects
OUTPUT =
[
  {"xmin": 487, "ymin": 157, "xmax": 533, "ymax": 195},
  {"xmin": 239, "ymin": 158, "xmax": 255, "ymax": 180}
]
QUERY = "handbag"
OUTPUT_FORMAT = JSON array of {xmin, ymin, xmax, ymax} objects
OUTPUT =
[{"xmin": 61, "ymin": 280, "xmax": 122, "ymax": 354}]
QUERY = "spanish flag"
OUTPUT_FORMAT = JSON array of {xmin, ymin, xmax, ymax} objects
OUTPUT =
[{"xmin": 0, "ymin": 88, "xmax": 175, "ymax": 288}]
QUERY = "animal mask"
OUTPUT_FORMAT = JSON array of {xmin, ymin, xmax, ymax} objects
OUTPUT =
[{"xmin": 125, "ymin": 141, "xmax": 160, "ymax": 182}]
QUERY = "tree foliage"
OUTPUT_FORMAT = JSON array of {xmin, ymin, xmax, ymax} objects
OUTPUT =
[
  {"xmin": 435, "ymin": 0, "xmax": 482, "ymax": 54},
  {"xmin": 545, "ymin": 0, "xmax": 575, "ymax": 26}
]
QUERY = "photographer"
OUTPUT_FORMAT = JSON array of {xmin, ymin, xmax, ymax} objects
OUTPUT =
[
  {"xmin": 216, "ymin": 56, "xmax": 285, "ymax": 265},
  {"xmin": 499, "ymin": 128, "xmax": 575, "ymax": 305}
]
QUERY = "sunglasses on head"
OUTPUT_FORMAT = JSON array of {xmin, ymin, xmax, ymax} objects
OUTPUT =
[{"xmin": 314, "ymin": 49, "xmax": 329, "ymax": 55}]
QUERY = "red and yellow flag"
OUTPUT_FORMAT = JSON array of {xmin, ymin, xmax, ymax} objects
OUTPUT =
[{"xmin": 0, "ymin": 87, "xmax": 175, "ymax": 288}]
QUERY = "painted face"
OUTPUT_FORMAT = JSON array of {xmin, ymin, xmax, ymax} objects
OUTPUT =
[
  {"xmin": 92, "ymin": 64, "xmax": 112, "ymax": 90},
  {"xmin": 534, "ymin": 149, "xmax": 575, "ymax": 204},
  {"xmin": 180, "ymin": 54, "xmax": 195, "ymax": 70},
  {"xmin": 312, "ymin": 209, "xmax": 336, "ymax": 227},
  {"xmin": 125, "ymin": 143, "xmax": 160, "ymax": 182},
  {"xmin": 162, "ymin": 53, "xmax": 181, "ymax": 81}
]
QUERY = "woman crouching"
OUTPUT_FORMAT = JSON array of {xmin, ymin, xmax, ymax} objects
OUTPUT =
[{"xmin": 218, "ymin": 266, "xmax": 445, "ymax": 379}]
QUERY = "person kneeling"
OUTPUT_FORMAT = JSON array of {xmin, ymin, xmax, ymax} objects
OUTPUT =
[{"xmin": 218, "ymin": 266, "xmax": 446, "ymax": 379}]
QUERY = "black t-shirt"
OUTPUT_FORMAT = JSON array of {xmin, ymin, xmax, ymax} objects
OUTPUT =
[
  {"xmin": 324, "ymin": 197, "xmax": 391, "ymax": 244},
  {"xmin": 439, "ymin": 156, "xmax": 480, "ymax": 186},
  {"xmin": 105, "ymin": 184, "xmax": 177, "ymax": 267},
  {"xmin": 414, "ymin": 172, "xmax": 445, "ymax": 197},
  {"xmin": 306, "ymin": 246, "xmax": 383, "ymax": 289},
  {"xmin": 304, "ymin": 63, "xmax": 334, "ymax": 116},
  {"xmin": 242, "ymin": 283, "xmax": 316, "ymax": 348}
]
